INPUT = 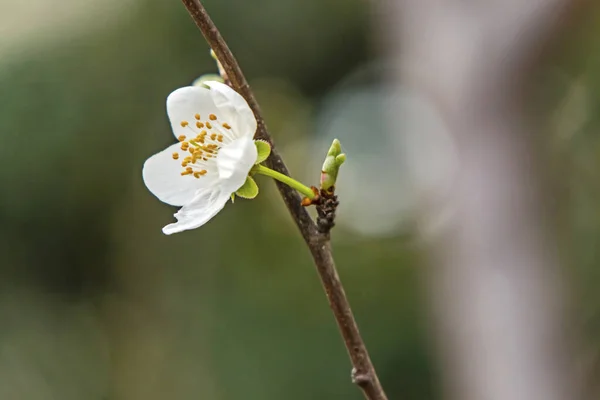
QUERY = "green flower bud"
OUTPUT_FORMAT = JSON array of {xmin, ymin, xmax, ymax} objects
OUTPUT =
[{"xmin": 320, "ymin": 139, "xmax": 345, "ymax": 191}]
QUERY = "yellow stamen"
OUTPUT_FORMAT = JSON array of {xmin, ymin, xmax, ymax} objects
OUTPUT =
[
  {"xmin": 209, "ymin": 114, "xmax": 217, "ymax": 121},
  {"xmin": 222, "ymin": 123, "xmax": 231, "ymax": 129},
  {"xmin": 178, "ymin": 135, "xmax": 186, "ymax": 142},
  {"xmin": 217, "ymin": 134, "xmax": 224, "ymax": 142},
  {"xmin": 206, "ymin": 122, "xmax": 212, "ymax": 129},
  {"xmin": 194, "ymin": 113, "xmax": 201, "ymax": 120},
  {"xmin": 196, "ymin": 121, "xmax": 204, "ymax": 129},
  {"xmin": 172, "ymin": 153, "xmax": 179, "ymax": 160},
  {"xmin": 210, "ymin": 133, "xmax": 217, "ymax": 141},
  {"xmin": 180, "ymin": 121, "xmax": 189, "ymax": 127}
]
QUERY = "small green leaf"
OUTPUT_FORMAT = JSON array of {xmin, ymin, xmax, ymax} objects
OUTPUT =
[
  {"xmin": 235, "ymin": 176, "xmax": 259, "ymax": 199},
  {"xmin": 328, "ymin": 138, "xmax": 342, "ymax": 157},
  {"xmin": 254, "ymin": 140, "xmax": 271, "ymax": 164}
]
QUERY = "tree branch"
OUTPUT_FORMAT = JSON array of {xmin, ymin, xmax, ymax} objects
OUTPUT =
[{"xmin": 179, "ymin": 1, "xmax": 388, "ymax": 399}]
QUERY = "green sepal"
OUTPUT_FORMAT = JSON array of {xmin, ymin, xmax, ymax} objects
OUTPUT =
[
  {"xmin": 254, "ymin": 140, "xmax": 271, "ymax": 164},
  {"xmin": 192, "ymin": 74, "xmax": 224, "ymax": 88},
  {"xmin": 235, "ymin": 176, "xmax": 259, "ymax": 199}
]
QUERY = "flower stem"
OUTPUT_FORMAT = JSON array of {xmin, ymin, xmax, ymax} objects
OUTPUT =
[{"xmin": 253, "ymin": 165, "xmax": 316, "ymax": 200}]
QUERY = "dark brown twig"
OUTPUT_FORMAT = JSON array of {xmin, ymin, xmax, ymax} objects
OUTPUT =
[
  {"xmin": 180, "ymin": 1, "xmax": 388, "ymax": 399},
  {"xmin": 316, "ymin": 189, "xmax": 339, "ymax": 234}
]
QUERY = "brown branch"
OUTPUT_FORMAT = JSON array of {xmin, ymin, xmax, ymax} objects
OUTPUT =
[{"xmin": 179, "ymin": 1, "xmax": 388, "ymax": 399}]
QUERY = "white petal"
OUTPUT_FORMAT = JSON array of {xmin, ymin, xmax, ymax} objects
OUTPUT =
[
  {"xmin": 205, "ymin": 81, "xmax": 257, "ymax": 139},
  {"xmin": 142, "ymin": 142, "xmax": 218, "ymax": 207},
  {"xmin": 166, "ymin": 86, "xmax": 221, "ymax": 140},
  {"xmin": 216, "ymin": 136, "xmax": 258, "ymax": 194},
  {"xmin": 162, "ymin": 186, "xmax": 230, "ymax": 235}
]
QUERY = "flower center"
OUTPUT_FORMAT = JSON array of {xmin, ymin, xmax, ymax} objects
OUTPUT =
[{"xmin": 172, "ymin": 113, "xmax": 234, "ymax": 178}]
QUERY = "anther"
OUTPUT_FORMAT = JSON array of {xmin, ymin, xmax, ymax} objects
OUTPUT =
[
  {"xmin": 172, "ymin": 153, "xmax": 179, "ymax": 160},
  {"xmin": 178, "ymin": 135, "xmax": 186, "ymax": 142},
  {"xmin": 209, "ymin": 114, "xmax": 217, "ymax": 121},
  {"xmin": 180, "ymin": 121, "xmax": 189, "ymax": 127},
  {"xmin": 181, "ymin": 170, "xmax": 193, "ymax": 176},
  {"xmin": 206, "ymin": 122, "xmax": 212, "ymax": 129},
  {"xmin": 210, "ymin": 133, "xmax": 217, "ymax": 140},
  {"xmin": 196, "ymin": 121, "xmax": 204, "ymax": 129},
  {"xmin": 181, "ymin": 161, "xmax": 189, "ymax": 167},
  {"xmin": 194, "ymin": 113, "xmax": 201, "ymax": 120},
  {"xmin": 222, "ymin": 123, "xmax": 231, "ymax": 129},
  {"xmin": 217, "ymin": 134, "xmax": 224, "ymax": 142},
  {"xmin": 199, "ymin": 169, "xmax": 207, "ymax": 175},
  {"xmin": 185, "ymin": 167, "xmax": 193, "ymax": 173}
]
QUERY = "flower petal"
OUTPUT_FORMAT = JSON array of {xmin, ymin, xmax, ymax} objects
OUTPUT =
[
  {"xmin": 142, "ymin": 142, "xmax": 218, "ymax": 207},
  {"xmin": 166, "ymin": 86, "xmax": 221, "ymax": 140},
  {"xmin": 216, "ymin": 136, "xmax": 258, "ymax": 194},
  {"xmin": 205, "ymin": 81, "xmax": 257, "ymax": 139},
  {"xmin": 162, "ymin": 185, "xmax": 230, "ymax": 235}
]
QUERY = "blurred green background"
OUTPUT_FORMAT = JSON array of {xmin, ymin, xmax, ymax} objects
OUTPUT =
[{"xmin": 0, "ymin": 0, "xmax": 599, "ymax": 399}]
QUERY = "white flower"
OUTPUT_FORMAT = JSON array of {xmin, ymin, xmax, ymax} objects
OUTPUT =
[{"xmin": 143, "ymin": 81, "xmax": 258, "ymax": 235}]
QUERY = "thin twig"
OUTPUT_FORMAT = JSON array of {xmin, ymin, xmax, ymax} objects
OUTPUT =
[{"xmin": 179, "ymin": 1, "xmax": 388, "ymax": 399}]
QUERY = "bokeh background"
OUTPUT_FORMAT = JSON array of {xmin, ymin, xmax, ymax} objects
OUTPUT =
[{"xmin": 0, "ymin": 0, "xmax": 599, "ymax": 399}]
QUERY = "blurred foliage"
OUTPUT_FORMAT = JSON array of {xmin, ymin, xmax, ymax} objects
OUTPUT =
[{"xmin": 0, "ymin": 0, "xmax": 599, "ymax": 399}]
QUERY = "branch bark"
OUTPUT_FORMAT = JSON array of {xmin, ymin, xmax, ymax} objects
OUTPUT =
[{"xmin": 179, "ymin": 1, "xmax": 388, "ymax": 399}]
